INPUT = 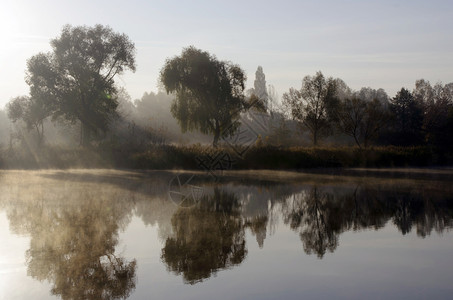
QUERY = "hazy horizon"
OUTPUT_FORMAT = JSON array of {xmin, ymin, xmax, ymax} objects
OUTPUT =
[{"xmin": 1, "ymin": 0, "xmax": 452, "ymax": 108}]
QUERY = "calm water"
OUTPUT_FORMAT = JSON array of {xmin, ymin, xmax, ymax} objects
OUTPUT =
[{"xmin": 1, "ymin": 169, "xmax": 453, "ymax": 300}]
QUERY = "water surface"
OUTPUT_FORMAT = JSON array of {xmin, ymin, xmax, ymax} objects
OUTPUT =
[{"xmin": 1, "ymin": 169, "xmax": 452, "ymax": 300}]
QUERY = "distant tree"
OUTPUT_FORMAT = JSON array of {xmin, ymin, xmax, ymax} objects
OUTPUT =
[
  {"xmin": 389, "ymin": 88, "xmax": 423, "ymax": 146},
  {"xmin": 160, "ymin": 46, "xmax": 247, "ymax": 147},
  {"xmin": 336, "ymin": 92, "xmax": 390, "ymax": 148},
  {"xmin": 253, "ymin": 66, "xmax": 268, "ymax": 110},
  {"xmin": 282, "ymin": 71, "xmax": 341, "ymax": 146},
  {"xmin": 413, "ymin": 80, "xmax": 453, "ymax": 147},
  {"xmin": 336, "ymin": 97, "xmax": 367, "ymax": 147},
  {"xmin": 247, "ymin": 94, "xmax": 267, "ymax": 113},
  {"xmin": 354, "ymin": 87, "xmax": 389, "ymax": 106},
  {"xmin": 6, "ymin": 95, "xmax": 51, "ymax": 145},
  {"xmin": 26, "ymin": 24, "xmax": 136, "ymax": 146},
  {"xmin": 267, "ymin": 84, "xmax": 279, "ymax": 113}
]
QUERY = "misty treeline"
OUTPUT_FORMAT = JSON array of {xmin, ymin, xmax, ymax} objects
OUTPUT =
[{"xmin": 0, "ymin": 24, "xmax": 452, "ymax": 165}]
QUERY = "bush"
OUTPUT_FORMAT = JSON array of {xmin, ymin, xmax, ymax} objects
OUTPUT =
[{"xmin": 0, "ymin": 144, "xmax": 450, "ymax": 170}]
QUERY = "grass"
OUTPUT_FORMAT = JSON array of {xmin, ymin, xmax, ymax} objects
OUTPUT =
[{"xmin": 0, "ymin": 143, "xmax": 450, "ymax": 170}]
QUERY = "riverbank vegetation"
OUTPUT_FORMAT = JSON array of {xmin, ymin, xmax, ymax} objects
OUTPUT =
[
  {"xmin": 0, "ymin": 144, "xmax": 450, "ymax": 170},
  {"xmin": 1, "ymin": 24, "xmax": 452, "ymax": 170}
]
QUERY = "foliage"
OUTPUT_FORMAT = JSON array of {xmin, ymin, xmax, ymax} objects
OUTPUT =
[
  {"xmin": 253, "ymin": 66, "xmax": 268, "ymax": 110},
  {"xmin": 388, "ymin": 88, "xmax": 424, "ymax": 146},
  {"xmin": 336, "ymin": 97, "xmax": 389, "ymax": 148},
  {"xmin": 26, "ymin": 24, "xmax": 136, "ymax": 146},
  {"xmin": 413, "ymin": 80, "xmax": 453, "ymax": 148},
  {"xmin": 282, "ymin": 71, "xmax": 342, "ymax": 145},
  {"xmin": 160, "ymin": 46, "xmax": 246, "ymax": 147},
  {"xmin": 6, "ymin": 95, "xmax": 51, "ymax": 145}
]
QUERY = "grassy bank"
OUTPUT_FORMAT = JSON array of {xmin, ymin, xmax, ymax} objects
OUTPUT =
[{"xmin": 1, "ymin": 144, "xmax": 451, "ymax": 170}]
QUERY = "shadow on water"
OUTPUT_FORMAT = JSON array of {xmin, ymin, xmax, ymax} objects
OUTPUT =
[{"xmin": 0, "ymin": 169, "xmax": 453, "ymax": 293}]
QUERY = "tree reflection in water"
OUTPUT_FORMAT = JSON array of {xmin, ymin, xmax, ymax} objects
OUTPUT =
[
  {"xmin": 161, "ymin": 188, "xmax": 247, "ymax": 284},
  {"xmin": 282, "ymin": 187, "xmax": 339, "ymax": 258},
  {"xmin": 279, "ymin": 183, "xmax": 453, "ymax": 258},
  {"xmin": 0, "ymin": 172, "xmax": 138, "ymax": 299},
  {"xmin": 1, "ymin": 170, "xmax": 453, "ymax": 290}
]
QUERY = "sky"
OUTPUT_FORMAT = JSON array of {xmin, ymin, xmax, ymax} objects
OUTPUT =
[{"xmin": 1, "ymin": 0, "xmax": 452, "ymax": 108}]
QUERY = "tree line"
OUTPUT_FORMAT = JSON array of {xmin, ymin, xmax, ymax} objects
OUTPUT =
[{"xmin": 2, "ymin": 24, "xmax": 452, "ymax": 152}]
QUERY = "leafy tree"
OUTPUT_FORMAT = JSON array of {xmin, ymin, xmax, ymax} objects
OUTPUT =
[
  {"xmin": 336, "ymin": 97, "xmax": 389, "ymax": 148},
  {"xmin": 389, "ymin": 88, "xmax": 423, "ymax": 146},
  {"xmin": 354, "ymin": 87, "xmax": 389, "ymax": 106},
  {"xmin": 253, "ymin": 66, "xmax": 268, "ymax": 110},
  {"xmin": 26, "ymin": 24, "xmax": 136, "ymax": 146},
  {"xmin": 6, "ymin": 95, "xmax": 51, "ymax": 145},
  {"xmin": 247, "ymin": 94, "xmax": 267, "ymax": 113},
  {"xmin": 336, "ymin": 97, "xmax": 367, "ymax": 147},
  {"xmin": 160, "ymin": 46, "xmax": 246, "ymax": 147},
  {"xmin": 282, "ymin": 71, "xmax": 341, "ymax": 146},
  {"xmin": 413, "ymin": 80, "xmax": 453, "ymax": 147},
  {"xmin": 267, "ymin": 84, "xmax": 279, "ymax": 113}
]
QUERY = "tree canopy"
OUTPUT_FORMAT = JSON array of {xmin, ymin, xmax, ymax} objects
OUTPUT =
[
  {"xmin": 389, "ymin": 88, "xmax": 424, "ymax": 146},
  {"xmin": 160, "ymin": 46, "xmax": 246, "ymax": 147},
  {"xmin": 6, "ymin": 95, "xmax": 50, "ymax": 145},
  {"xmin": 26, "ymin": 24, "xmax": 136, "ymax": 145},
  {"xmin": 282, "ymin": 71, "xmax": 342, "ymax": 146}
]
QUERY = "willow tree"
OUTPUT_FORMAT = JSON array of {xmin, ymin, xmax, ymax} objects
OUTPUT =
[
  {"xmin": 26, "ymin": 24, "xmax": 136, "ymax": 146},
  {"xmin": 160, "ymin": 46, "xmax": 246, "ymax": 147}
]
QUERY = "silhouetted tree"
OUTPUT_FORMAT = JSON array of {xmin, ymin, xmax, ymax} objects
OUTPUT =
[
  {"xmin": 336, "ymin": 97, "xmax": 389, "ymax": 148},
  {"xmin": 160, "ymin": 46, "xmax": 247, "ymax": 147},
  {"xmin": 282, "ymin": 71, "xmax": 342, "ymax": 145},
  {"xmin": 26, "ymin": 24, "xmax": 136, "ymax": 146},
  {"xmin": 413, "ymin": 80, "xmax": 453, "ymax": 148},
  {"xmin": 253, "ymin": 66, "xmax": 268, "ymax": 110},
  {"xmin": 354, "ymin": 87, "xmax": 389, "ymax": 106},
  {"xmin": 388, "ymin": 88, "xmax": 423, "ymax": 146}
]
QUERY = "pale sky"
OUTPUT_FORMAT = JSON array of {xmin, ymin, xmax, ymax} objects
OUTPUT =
[{"xmin": 1, "ymin": 0, "xmax": 452, "ymax": 108}]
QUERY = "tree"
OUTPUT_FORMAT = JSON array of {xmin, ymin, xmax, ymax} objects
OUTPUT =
[
  {"xmin": 6, "ymin": 95, "xmax": 51, "ymax": 145},
  {"xmin": 354, "ymin": 87, "xmax": 389, "ymax": 106},
  {"xmin": 253, "ymin": 66, "xmax": 268, "ymax": 110},
  {"xmin": 389, "ymin": 88, "xmax": 423, "ymax": 146},
  {"xmin": 267, "ymin": 84, "xmax": 279, "ymax": 113},
  {"xmin": 282, "ymin": 71, "xmax": 341, "ymax": 146},
  {"xmin": 26, "ymin": 24, "xmax": 136, "ymax": 146},
  {"xmin": 336, "ymin": 96, "xmax": 389, "ymax": 148},
  {"xmin": 160, "ymin": 46, "xmax": 246, "ymax": 147},
  {"xmin": 413, "ymin": 80, "xmax": 453, "ymax": 147},
  {"xmin": 336, "ymin": 97, "xmax": 367, "ymax": 147}
]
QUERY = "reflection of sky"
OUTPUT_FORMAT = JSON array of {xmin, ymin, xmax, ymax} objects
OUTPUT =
[
  {"xmin": 1, "ymin": 169, "xmax": 453, "ymax": 299},
  {"xmin": 117, "ymin": 215, "xmax": 453, "ymax": 300},
  {"xmin": 2, "ymin": 209, "xmax": 453, "ymax": 300},
  {"xmin": 1, "ymin": 0, "xmax": 453, "ymax": 107},
  {"xmin": 0, "ymin": 212, "xmax": 54, "ymax": 299}
]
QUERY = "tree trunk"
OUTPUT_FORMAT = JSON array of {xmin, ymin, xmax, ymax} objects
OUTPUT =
[
  {"xmin": 81, "ymin": 122, "xmax": 91, "ymax": 147},
  {"xmin": 35, "ymin": 122, "xmax": 44, "ymax": 147},
  {"xmin": 353, "ymin": 134, "xmax": 362, "ymax": 149},
  {"xmin": 212, "ymin": 120, "xmax": 220, "ymax": 148}
]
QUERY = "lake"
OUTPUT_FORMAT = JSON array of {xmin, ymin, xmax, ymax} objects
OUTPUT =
[{"xmin": 1, "ymin": 169, "xmax": 453, "ymax": 300}]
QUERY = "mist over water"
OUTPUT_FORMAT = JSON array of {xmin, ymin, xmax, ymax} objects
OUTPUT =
[{"xmin": 1, "ymin": 170, "xmax": 453, "ymax": 299}]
